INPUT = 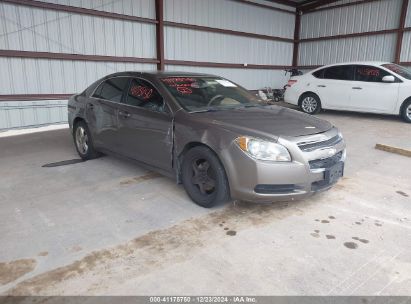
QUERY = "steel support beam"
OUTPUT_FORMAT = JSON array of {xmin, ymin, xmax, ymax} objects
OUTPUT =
[
  {"xmin": 292, "ymin": 11, "xmax": 301, "ymax": 67},
  {"xmin": 395, "ymin": 0, "xmax": 409, "ymax": 63},
  {"xmin": 155, "ymin": 0, "xmax": 165, "ymax": 71}
]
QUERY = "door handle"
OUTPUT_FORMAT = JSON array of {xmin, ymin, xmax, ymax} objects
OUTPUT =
[
  {"xmin": 318, "ymin": 85, "xmax": 326, "ymax": 88},
  {"xmin": 119, "ymin": 110, "xmax": 131, "ymax": 118},
  {"xmin": 352, "ymin": 87, "xmax": 362, "ymax": 90}
]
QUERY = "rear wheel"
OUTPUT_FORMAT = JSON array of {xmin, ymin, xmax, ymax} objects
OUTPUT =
[
  {"xmin": 400, "ymin": 99, "xmax": 411, "ymax": 123},
  {"xmin": 73, "ymin": 120, "xmax": 100, "ymax": 160},
  {"xmin": 181, "ymin": 146, "xmax": 230, "ymax": 208},
  {"xmin": 299, "ymin": 93, "xmax": 321, "ymax": 114}
]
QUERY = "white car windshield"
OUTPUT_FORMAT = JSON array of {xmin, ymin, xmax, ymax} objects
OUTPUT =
[
  {"xmin": 160, "ymin": 77, "xmax": 263, "ymax": 112},
  {"xmin": 382, "ymin": 64, "xmax": 411, "ymax": 80}
]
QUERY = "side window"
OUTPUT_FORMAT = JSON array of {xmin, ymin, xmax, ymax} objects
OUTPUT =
[
  {"xmin": 93, "ymin": 77, "xmax": 129, "ymax": 102},
  {"xmin": 355, "ymin": 66, "xmax": 391, "ymax": 83},
  {"xmin": 312, "ymin": 68, "xmax": 325, "ymax": 79},
  {"xmin": 125, "ymin": 79, "xmax": 165, "ymax": 112},
  {"xmin": 323, "ymin": 66, "xmax": 354, "ymax": 81},
  {"xmin": 92, "ymin": 83, "xmax": 103, "ymax": 97}
]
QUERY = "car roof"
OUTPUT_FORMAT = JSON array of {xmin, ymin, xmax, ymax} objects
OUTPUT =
[
  {"xmin": 309, "ymin": 62, "xmax": 395, "ymax": 74},
  {"xmin": 316, "ymin": 61, "xmax": 391, "ymax": 69},
  {"xmin": 102, "ymin": 71, "xmax": 218, "ymax": 78},
  {"xmin": 84, "ymin": 71, "xmax": 222, "ymax": 96}
]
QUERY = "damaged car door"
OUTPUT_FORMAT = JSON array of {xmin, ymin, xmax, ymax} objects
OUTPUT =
[
  {"xmin": 87, "ymin": 76, "xmax": 129, "ymax": 149},
  {"xmin": 116, "ymin": 77, "xmax": 173, "ymax": 171}
]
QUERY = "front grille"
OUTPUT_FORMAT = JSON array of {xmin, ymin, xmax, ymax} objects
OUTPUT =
[
  {"xmin": 298, "ymin": 135, "xmax": 342, "ymax": 152},
  {"xmin": 254, "ymin": 184, "xmax": 296, "ymax": 194},
  {"xmin": 309, "ymin": 151, "xmax": 343, "ymax": 170}
]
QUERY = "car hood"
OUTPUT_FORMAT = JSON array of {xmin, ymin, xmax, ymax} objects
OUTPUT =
[{"xmin": 193, "ymin": 105, "xmax": 333, "ymax": 138}]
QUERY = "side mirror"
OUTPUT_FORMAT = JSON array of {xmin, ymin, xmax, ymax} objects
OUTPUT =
[{"xmin": 382, "ymin": 75, "xmax": 395, "ymax": 83}]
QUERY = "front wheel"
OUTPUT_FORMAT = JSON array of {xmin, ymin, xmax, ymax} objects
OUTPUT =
[
  {"xmin": 299, "ymin": 93, "xmax": 322, "ymax": 114},
  {"xmin": 400, "ymin": 99, "xmax": 411, "ymax": 123},
  {"xmin": 181, "ymin": 146, "xmax": 230, "ymax": 208}
]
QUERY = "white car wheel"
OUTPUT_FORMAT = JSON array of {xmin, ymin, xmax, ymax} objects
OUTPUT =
[
  {"xmin": 401, "ymin": 100, "xmax": 411, "ymax": 123},
  {"xmin": 300, "ymin": 94, "xmax": 321, "ymax": 114}
]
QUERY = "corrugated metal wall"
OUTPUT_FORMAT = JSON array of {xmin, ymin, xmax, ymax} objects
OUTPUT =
[
  {"xmin": 0, "ymin": 58, "xmax": 157, "ymax": 94},
  {"xmin": 0, "ymin": 100, "xmax": 67, "ymax": 129},
  {"xmin": 402, "ymin": 1, "xmax": 411, "ymax": 62},
  {"xmin": 163, "ymin": 0, "xmax": 295, "ymax": 90},
  {"xmin": 299, "ymin": 0, "xmax": 403, "ymax": 66},
  {"xmin": 318, "ymin": 0, "xmax": 386, "ymax": 8},
  {"xmin": 164, "ymin": 27, "xmax": 293, "ymax": 65},
  {"xmin": 164, "ymin": 0, "xmax": 294, "ymax": 38},
  {"xmin": 400, "ymin": 32, "xmax": 411, "ymax": 62},
  {"xmin": 36, "ymin": 0, "xmax": 156, "ymax": 18},
  {"xmin": 300, "ymin": 0, "xmax": 401, "ymax": 39},
  {"xmin": 299, "ymin": 33, "xmax": 397, "ymax": 66},
  {"xmin": 0, "ymin": 0, "xmax": 157, "ymax": 130},
  {"xmin": 0, "ymin": 2, "xmax": 156, "ymax": 57},
  {"xmin": 0, "ymin": 0, "xmax": 295, "ymax": 130},
  {"xmin": 406, "ymin": 0, "xmax": 411, "ymax": 27}
]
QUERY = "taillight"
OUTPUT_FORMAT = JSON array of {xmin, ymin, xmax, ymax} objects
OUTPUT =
[{"xmin": 287, "ymin": 80, "xmax": 297, "ymax": 87}]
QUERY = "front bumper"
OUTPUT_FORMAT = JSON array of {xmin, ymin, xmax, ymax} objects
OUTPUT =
[{"xmin": 222, "ymin": 128, "xmax": 346, "ymax": 203}]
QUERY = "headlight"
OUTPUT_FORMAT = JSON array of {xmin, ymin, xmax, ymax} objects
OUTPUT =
[{"xmin": 236, "ymin": 136, "xmax": 291, "ymax": 162}]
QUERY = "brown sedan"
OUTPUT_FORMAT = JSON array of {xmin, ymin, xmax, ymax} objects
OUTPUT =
[{"xmin": 68, "ymin": 72, "xmax": 346, "ymax": 208}]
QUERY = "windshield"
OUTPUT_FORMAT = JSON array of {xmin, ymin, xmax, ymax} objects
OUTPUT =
[
  {"xmin": 382, "ymin": 64, "xmax": 411, "ymax": 80},
  {"xmin": 160, "ymin": 77, "xmax": 263, "ymax": 112}
]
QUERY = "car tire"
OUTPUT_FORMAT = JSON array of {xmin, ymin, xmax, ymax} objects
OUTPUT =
[
  {"xmin": 73, "ymin": 120, "xmax": 100, "ymax": 160},
  {"xmin": 400, "ymin": 99, "xmax": 411, "ymax": 123},
  {"xmin": 181, "ymin": 146, "xmax": 230, "ymax": 208},
  {"xmin": 299, "ymin": 93, "xmax": 322, "ymax": 115}
]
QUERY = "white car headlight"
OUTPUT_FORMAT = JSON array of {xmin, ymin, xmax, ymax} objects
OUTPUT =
[{"xmin": 236, "ymin": 136, "xmax": 291, "ymax": 162}]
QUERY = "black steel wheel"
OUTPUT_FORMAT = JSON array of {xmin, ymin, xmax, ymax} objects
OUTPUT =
[{"xmin": 181, "ymin": 146, "xmax": 230, "ymax": 208}]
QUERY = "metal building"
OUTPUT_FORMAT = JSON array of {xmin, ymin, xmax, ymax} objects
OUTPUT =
[
  {"xmin": 0, "ymin": 0, "xmax": 410, "ymax": 129},
  {"xmin": 298, "ymin": 0, "xmax": 409, "ymax": 67}
]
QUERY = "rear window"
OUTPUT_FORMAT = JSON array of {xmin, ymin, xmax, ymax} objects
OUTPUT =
[
  {"xmin": 382, "ymin": 64, "xmax": 411, "ymax": 80},
  {"xmin": 323, "ymin": 66, "xmax": 354, "ymax": 81},
  {"xmin": 312, "ymin": 69, "xmax": 325, "ymax": 79},
  {"xmin": 93, "ymin": 77, "xmax": 129, "ymax": 102},
  {"xmin": 354, "ymin": 66, "xmax": 392, "ymax": 83}
]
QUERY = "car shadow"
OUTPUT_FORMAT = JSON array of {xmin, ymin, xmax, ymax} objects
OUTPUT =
[
  {"xmin": 275, "ymin": 101, "xmax": 403, "ymax": 123},
  {"xmin": 318, "ymin": 109, "xmax": 402, "ymax": 122}
]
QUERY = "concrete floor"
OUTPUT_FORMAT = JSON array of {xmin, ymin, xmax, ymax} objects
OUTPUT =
[{"xmin": 0, "ymin": 107, "xmax": 410, "ymax": 296}]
